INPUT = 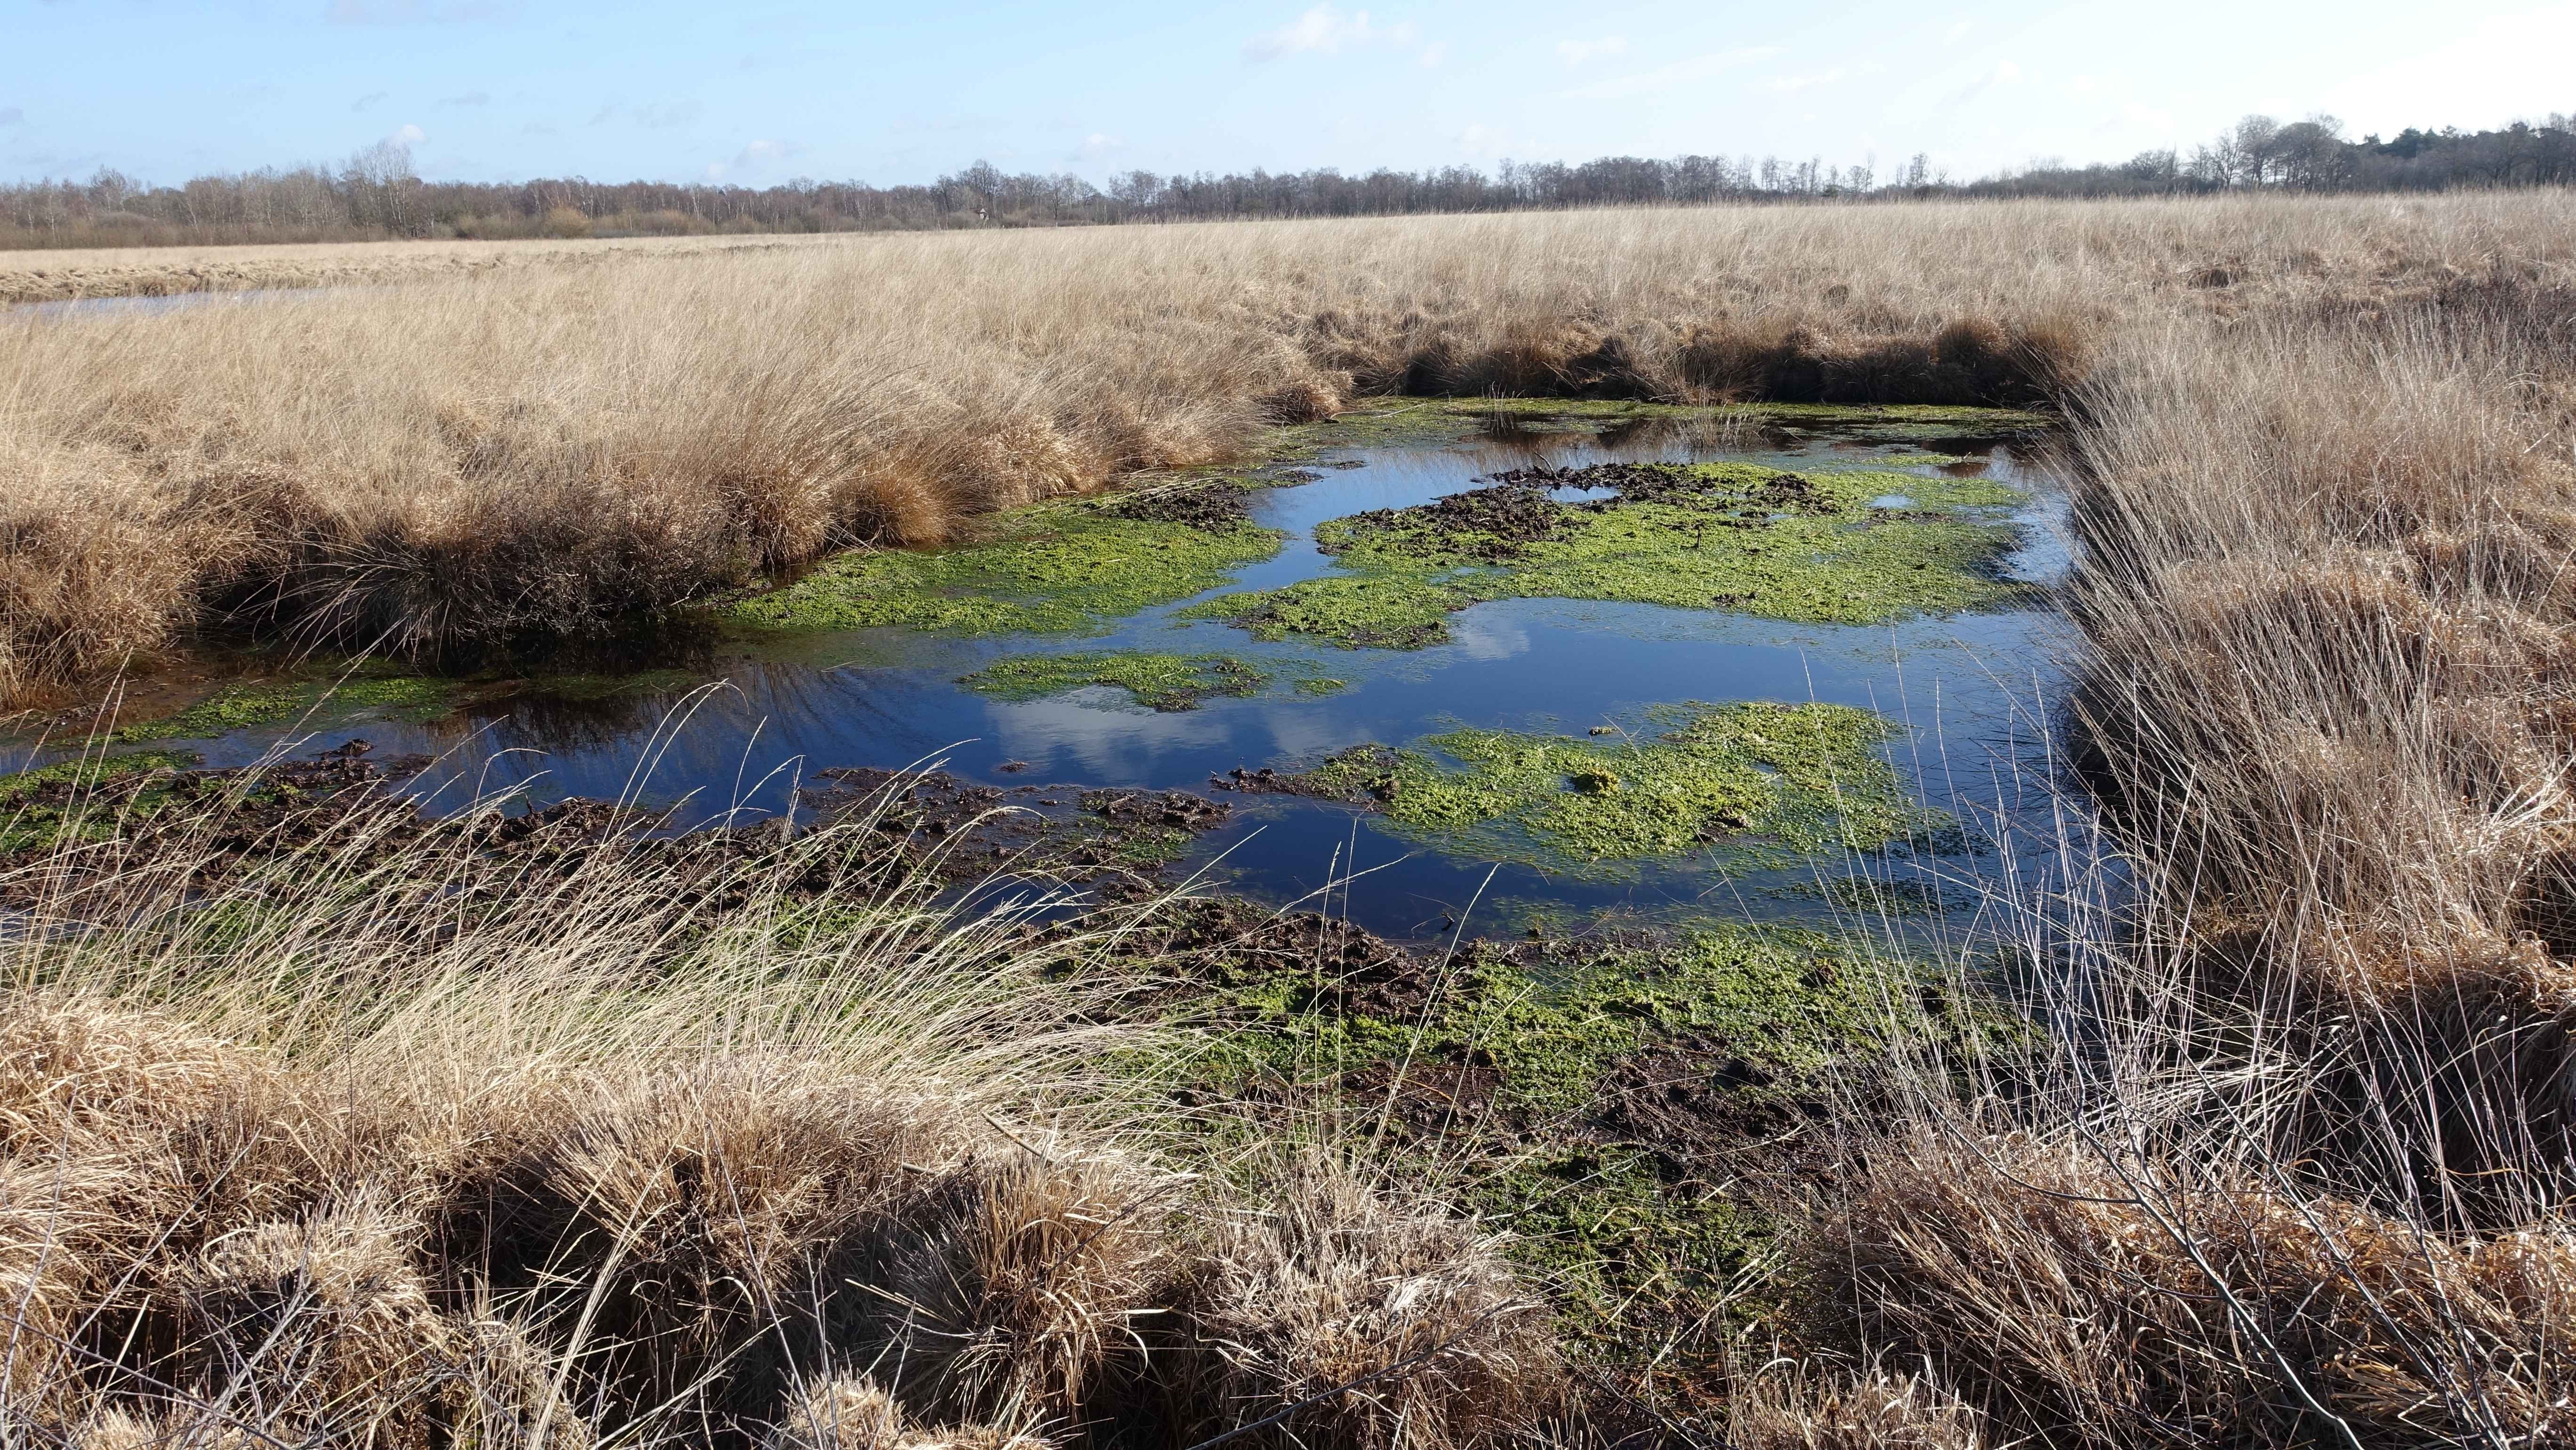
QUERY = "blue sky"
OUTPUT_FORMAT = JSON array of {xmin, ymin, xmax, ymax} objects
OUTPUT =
[{"xmin": 5, "ymin": 0, "xmax": 2574, "ymax": 186}]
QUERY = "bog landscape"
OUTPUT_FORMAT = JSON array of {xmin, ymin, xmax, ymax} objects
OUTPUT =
[{"xmin": 7, "ymin": 31, "xmax": 2576, "ymax": 1450}]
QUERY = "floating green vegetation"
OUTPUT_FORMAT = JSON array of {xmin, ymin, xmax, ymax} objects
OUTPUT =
[
  {"xmin": 1189, "ymin": 461, "xmax": 2036, "ymax": 649},
  {"xmin": 961, "ymin": 652, "xmax": 1266, "ymax": 712},
  {"xmin": 0, "ymin": 750, "xmax": 201, "ymax": 853},
  {"xmin": 1299, "ymin": 701, "xmax": 1931, "ymax": 873},
  {"xmin": 116, "ymin": 673, "xmax": 456, "ymax": 741},
  {"xmin": 730, "ymin": 504, "xmax": 1282, "ymax": 636}
]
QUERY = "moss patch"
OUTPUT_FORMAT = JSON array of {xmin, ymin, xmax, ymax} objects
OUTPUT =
[
  {"xmin": 0, "ymin": 751, "xmax": 203, "ymax": 852},
  {"xmin": 729, "ymin": 504, "xmax": 1282, "ymax": 637},
  {"xmin": 1277, "ymin": 702, "xmax": 1928, "ymax": 873},
  {"xmin": 1189, "ymin": 461, "xmax": 2036, "ymax": 649},
  {"xmin": 960, "ymin": 652, "xmax": 1267, "ymax": 713},
  {"xmin": 1095, "ymin": 901, "xmax": 2007, "ymax": 1404},
  {"xmin": 116, "ymin": 673, "xmax": 457, "ymax": 741}
]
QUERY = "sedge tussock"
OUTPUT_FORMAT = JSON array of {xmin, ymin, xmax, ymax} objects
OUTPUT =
[{"xmin": 0, "ymin": 777, "xmax": 1555, "ymax": 1449}]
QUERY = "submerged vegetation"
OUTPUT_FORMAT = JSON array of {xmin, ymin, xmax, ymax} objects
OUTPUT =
[
  {"xmin": 1262, "ymin": 701, "xmax": 1922, "ymax": 873},
  {"xmin": 1191, "ymin": 462, "xmax": 2032, "ymax": 649}
]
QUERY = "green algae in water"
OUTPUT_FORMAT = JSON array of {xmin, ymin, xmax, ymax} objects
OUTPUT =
[
  {"xmin": 1320, "ymin": 701, "xmax": 1930, "ymax": 873},
  {"xmin": 1191, "ymin": 462, "xmax": 2038, "ymax": 649},
  {"xmin": 116, "ymin": 673, "xmax": 457, "ymax": 742},
  {"xmin": 960, "ymin": 650, "xmax": 1353, "ymax": 711},
  {"xmin": 729, "ymin": 505, "xmax": 1282, "ymax": 636},
  {"xmin": 960, "ymin": 652, "xmax": 1267, "ymax": 713}
]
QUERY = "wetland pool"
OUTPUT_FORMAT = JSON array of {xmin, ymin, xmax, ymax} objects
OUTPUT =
[{"xmin": 19, "ymin": 404, "xmax": 2082, "ymax": 943}]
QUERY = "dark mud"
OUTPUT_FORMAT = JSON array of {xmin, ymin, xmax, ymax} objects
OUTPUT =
[{"xmin": 1095, "ymin": 478, "xmax": 1256, "ymax": 529}]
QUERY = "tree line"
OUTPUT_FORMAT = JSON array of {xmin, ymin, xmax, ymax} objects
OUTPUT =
[{"xmin": 6, "ymin": 112, "xmax": 2572, "ymax": 249}]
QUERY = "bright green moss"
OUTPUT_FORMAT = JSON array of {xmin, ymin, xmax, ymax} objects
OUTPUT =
[
  {"xmin": 1329, "ymin": 702, "xmax": 1929, "ymax": 872},
  {"xmin": 1191, "ymin": 463, "xmax": 2037, "ymax": 649},
  {"xmin": 117, "ymin": 674, "xmax": 456, "ymax": 741},
  {"xmin": 728, "ymin": 506, "xmax": 1283, "ymax": 636}
]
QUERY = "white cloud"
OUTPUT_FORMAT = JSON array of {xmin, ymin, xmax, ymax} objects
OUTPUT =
[
  {"xmin": 1554, "ymin": 35, "xmax": 1626, "ymax": 65},
  {"xmin": 1556, "ymin": 46, "xmax": 1780, "ymax": 102},
  {"xmin": 1075, "ymin": 132, "xmax": 1125, "ymax": 162},
  {"xmin": 1244, "ymin": 6, "xmax": 1419, "ymax": 62},
  {"xmin": 1943, "ymin": 20, "xmax": 1972, "ymax": 43},
  {"xmin": 707, "ymin": 137, "xmax": 797, "ymax": 179},
  {"xmin": 392, "ymin": 122, "xmax": 427, "ymax": 143},
  {"xmin": 1418, "ymin": 39, "xmax": 1447, "ymax": 67}
]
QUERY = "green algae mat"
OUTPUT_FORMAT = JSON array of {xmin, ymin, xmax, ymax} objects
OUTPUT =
[
  {"xmin": 1264, "ymin": 701, "xmax": 1936, "ymax": 876},
  {"xmin": 1189, "ymin": 460, "xmax": 2037, "ymax": 649}
]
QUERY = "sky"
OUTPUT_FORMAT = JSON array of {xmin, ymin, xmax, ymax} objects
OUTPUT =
[{"xmin": 5, "ymin": 0, "xmax": 2575, "ymax": 188}]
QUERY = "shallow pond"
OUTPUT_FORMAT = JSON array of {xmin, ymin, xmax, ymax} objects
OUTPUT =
[{"xmin": 17, "ymin": 405, "xmax": 2080, "ymax": 942}]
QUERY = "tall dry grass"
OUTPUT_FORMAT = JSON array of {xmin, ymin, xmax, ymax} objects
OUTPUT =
[
  {"xmin": 0, "ymin": 768, "xmax": 1556, "ymax": 1448},
  {"xmin": 12, "ymin": 191, "xmax": 2576, "ymax": 703},
  {"xmin": 1725, "ymin": 262, "xmax": 2576, "ymax": 1443}
]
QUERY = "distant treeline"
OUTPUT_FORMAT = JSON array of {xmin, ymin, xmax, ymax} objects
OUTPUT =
[{"xmin": 6, "ymin": 112, "xmax": 2574, "ymax": 249}]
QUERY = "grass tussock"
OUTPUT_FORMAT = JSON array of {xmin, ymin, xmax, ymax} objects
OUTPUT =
[
  {"xmin": 1736, "ymin": 265, "xmax": 2576, "ymax": 1442},
  {"xmin": 0, "ymin": 779, "xmax": 1557, "ymax": 1448},
  {"xmin": 15, "ymin": 191, "xmax": 2576, "ymax": 701}
]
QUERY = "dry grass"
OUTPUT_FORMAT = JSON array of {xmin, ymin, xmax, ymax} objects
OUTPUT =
[
  {"xmin": 1740, "ymin": 234, "xmax": 2576, "ymax": 1443},
  {"xmin": 11, "ymin": 191, "xmax": 2576, "ymax": 703},
  {"xmin": 0, "ymin": 777, "xmax": 1556, "ymax": 1448},
  {"xmin": 0, "ymin": 231, "xmax": 852, "ymax": 305}
]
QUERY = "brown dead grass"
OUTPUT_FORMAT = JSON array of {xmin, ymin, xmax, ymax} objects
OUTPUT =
[
  {"xmin": 1750, "ymin": 241, "xmax": 2576, "ymax": 1445},
  {"xmin": 0, "ymin": 788, "xmax": 1556, "ymax": 1448}
]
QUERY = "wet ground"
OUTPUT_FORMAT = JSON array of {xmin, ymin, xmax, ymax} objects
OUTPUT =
[{"xmin": 8, "ymin": 405, "xmax": 2077, "ymax": 943}]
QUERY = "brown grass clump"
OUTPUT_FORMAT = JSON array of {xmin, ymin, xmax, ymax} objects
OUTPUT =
[
  {"xmin": 0, "ymin": 784, "xmax": 1558, "ymax": 1448},
  {"xmin": 1160, "ymin": 1160, "xmax": 1559, "ymax": 1450},
  {"xmin": 1766, "ymin": 239, "xmax": 2576, "ymax": 1448}
]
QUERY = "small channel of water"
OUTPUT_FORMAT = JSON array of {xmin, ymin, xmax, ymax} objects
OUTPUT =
[{"xmin": 34, "ymin": 411, "xmax": 2084, "ymax": 943}]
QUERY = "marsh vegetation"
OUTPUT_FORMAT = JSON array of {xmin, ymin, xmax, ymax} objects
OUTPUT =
[{"xmin": 7, "ymin": 190, "xmax": 2576, "ymax": 1448}]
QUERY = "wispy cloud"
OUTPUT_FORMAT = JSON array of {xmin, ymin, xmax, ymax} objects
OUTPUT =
[
  {"xmin": 1944, "ymin": 20, "xmax": 1972, "ymax": 43},
  {"xmin": 437, "ymin": 89, "xmax": 491, "ymax": 107},
  {"xmin": 1554, "ymin": 35, "xmax": 1626, "ymax": 66},
  {"xmin": 1245, "ymin": 6, "xmax": 1419, "ymax": 62},
  {"xmin": 391, "ymin": 123, "xmax": 427, "ymax": 143},
  {"xmin": 1557, "ymin": 46, "xmax": 1779, "ymax": 101},
  {"xmin": 351, "ymin": 90, "xmax": 388, "ymax": 112},
  {"xmin": 0, "ymin": 108, "xmax": 23, "ymax": 129},
  {"xmin": 1074, "ymin": 131, "xmax": 1125, "ymax": 163}
]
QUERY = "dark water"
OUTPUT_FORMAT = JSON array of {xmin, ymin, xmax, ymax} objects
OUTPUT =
[{"xmin": 41, "ymin": 414, "xmax": 2080, "ymax": 942}]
